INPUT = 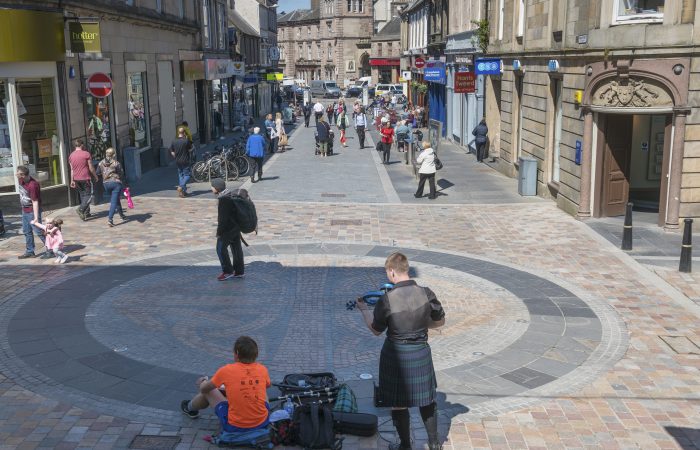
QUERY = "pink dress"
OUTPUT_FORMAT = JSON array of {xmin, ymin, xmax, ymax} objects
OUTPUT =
[{"xmin": 36, "ymin": 223, "xmax": 64, "ymax": 251}]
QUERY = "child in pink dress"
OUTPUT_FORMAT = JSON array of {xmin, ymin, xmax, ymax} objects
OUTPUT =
[{"xmin": 32, "ymin": 218, "xmax": 67, "ymax": 263}]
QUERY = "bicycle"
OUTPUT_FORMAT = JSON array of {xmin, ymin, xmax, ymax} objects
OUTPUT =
[{"xmin": 191, "ymin": 149, "xmax": 238, "ymax": 182}]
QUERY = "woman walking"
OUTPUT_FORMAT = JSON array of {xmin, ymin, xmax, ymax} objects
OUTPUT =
[
  {"xmin": 264, "ymin": 113, "xmax": 276, "ymax": 154},
  {"xmin": 379, "ymin": 117, "xmax": 394, "ymax": 164},
  {"xmin": 98, "ymin": 148, "xmax": 126, "ymax": 227},
  {"xmin": 337, "ymin": 109, "xmax": 348, "ymax": 147},
  {"xmin": 414, "ymin": 141, "xmax": 437, "ymax": 200},
  {"xmin": 275, "ymin": 112, "xmax": 288, "ymax": 153}
]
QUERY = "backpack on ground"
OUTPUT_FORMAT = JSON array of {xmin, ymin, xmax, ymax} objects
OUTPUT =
[
  {"xmin": 209, "ymin": 426, "xmax": 272, "ymax": 448},
  {"xmin": 270, "ymin": 419, "xmax": 297, "ymax": 446},
  {"xmin": 294, "ymin": 402, "xmax": 343, "ymax": 449},
  {"xmin": 230, "ymin": 191, "xmax": 258, "ymax": 234},
  {"xmin": 332, "ymin": 384, "xmax": 357, "ymax": 413}
]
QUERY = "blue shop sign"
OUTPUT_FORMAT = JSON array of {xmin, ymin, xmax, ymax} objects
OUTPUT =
[
  {"xmin": 475, "ymin": 58, "xmax": 502, "ymax": 75},
  {"xmin": 243, "ymin": 73, "xmax": 258, "ymax": 83},
  {"xmin": 424, "ymin": 67, "xmax": 446, "ymax": 84}
]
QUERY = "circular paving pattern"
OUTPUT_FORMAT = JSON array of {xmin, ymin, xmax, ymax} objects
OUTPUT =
[{"xmin": 2, "ymin": 243, "xmax": 628, "ymax": 424}]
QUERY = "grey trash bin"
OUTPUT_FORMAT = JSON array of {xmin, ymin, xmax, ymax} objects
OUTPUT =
[{"xmin": 518, "ymin": 156, "xmax": 537, "ymax": 196}]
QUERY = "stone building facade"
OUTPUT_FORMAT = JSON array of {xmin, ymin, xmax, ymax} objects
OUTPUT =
[
  {"xmin": 485, "ymin": 0, "xmax": 699, "ymax": 229},
  {"xmin": 278, "ymin": 0, "xmax": 373, "ymax": 85}
]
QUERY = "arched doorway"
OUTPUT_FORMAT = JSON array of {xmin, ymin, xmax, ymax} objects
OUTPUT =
[{"xmin": 360, "ymin": 53, "xmax": 370, "ymax": 77}]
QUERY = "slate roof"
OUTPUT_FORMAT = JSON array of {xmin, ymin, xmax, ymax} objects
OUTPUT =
[
  {"xmin": 372, "ymin": 16, "xmax": 401, "ymax": 41},
  {"xmin": 278, "ymin": 8, "xmax": 319, "ymax": 24}
]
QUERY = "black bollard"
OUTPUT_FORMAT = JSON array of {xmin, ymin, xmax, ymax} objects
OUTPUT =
[
  {"xmin": 621, "ymin": 202, "xmax": 633, "ymax": 251},
  {"xmin": 680, "ymin": 218, "xmax": 693, "ymax": 273}
]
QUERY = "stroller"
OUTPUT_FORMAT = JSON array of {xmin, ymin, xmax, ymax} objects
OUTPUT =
[{"xmin": 314, "ymin": 129, "xmax": 335, "ymax": 156}]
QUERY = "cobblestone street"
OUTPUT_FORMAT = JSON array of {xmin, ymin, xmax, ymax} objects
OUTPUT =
[{"xmin": 1, "ymin": 122, "xmax": 700, "ymax": 450}]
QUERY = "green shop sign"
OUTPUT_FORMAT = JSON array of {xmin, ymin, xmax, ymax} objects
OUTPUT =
[{"xmin": 69, "ymin": 22, "xmax": 101, "ymax": 53}]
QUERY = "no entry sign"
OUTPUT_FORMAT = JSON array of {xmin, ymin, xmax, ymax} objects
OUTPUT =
[
  {"xmin": 87, "ymin": 72, "xmax": 113, "ymax": 98},
  {"xmin": 415, "ymin": 57, "xmax": 426, "ymax": 69}
]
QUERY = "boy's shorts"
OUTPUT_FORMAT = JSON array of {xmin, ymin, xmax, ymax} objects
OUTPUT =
[{"xmin": 215, "ymin": 401, "xmax": 270, "ymax": 432}]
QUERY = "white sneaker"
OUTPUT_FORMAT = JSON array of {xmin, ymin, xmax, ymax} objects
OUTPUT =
[
  {"xmin": 59, "ymin": 254, "xmax": 68, "ymax": 264},
  {"xmin": 54, "ymin": 257, "xmax": 61, "ymax": 263}
]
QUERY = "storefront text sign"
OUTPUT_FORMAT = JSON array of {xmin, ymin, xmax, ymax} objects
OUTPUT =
[
  {"xmin": 424, "ymin": 60, "xmax": 446, "ymax": 84},
  {"xmin": 454, "ymin": 72, "xmax": 476, "ymax": 94},
  {"xmin": 87, "ymin": 72, "xmax": 112, "ymax": 98},
  {"xmin": 36, "ymin": 139, "xmax": 52, "ymax": 158},
  {"xmin": 68, "ymin": 22, "xmax": 101, "ymax": 53},
  {"xmin": 205, "ymin": 59, "xmax": 235, "ymax": 80},
  {"xmin": 0, "ymin": 10, "xmax": 64, "ymax": 63},
  {"xmin": 369, "ymin": 58, "xmax": 400, "ymax": 66},
  {"xmin": 231, "ymin": 61, "xmax": 245, "ymax": 76},
  {"xmin": 475, "ymin": 58, "xmax": 502, "ymax": 76},
  {"xmin": 454, "ymin": 55, "xmax": 473, "ymax": 65},
  {"xmin": 182, "ymin": 61, "xmax": 205, "ymax": 81},
  {"xmin": 243, "ymin": 74, "xmax": 258, "ymax": 83},
  {"xmin": 266, "ymin": 73, "xmax": 283, "ymax": 81}
]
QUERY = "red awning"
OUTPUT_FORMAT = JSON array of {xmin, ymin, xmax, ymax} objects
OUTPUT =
[{"xmin": 370, "ymin": 58, "xmax": 400, "ymax": 66}]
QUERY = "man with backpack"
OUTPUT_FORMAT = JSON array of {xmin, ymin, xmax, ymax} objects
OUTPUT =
[
  {"xmin": 181, "ymin": 336, "xmax": 272, "ymax": 447},
  {"xmin": 211, "ymin": 178, "xmax": 256, "ymax": 280}
]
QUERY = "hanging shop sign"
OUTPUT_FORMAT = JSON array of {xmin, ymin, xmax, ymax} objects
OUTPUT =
[
  {"xmin": 475, "ymin": 58, "xmax": 503, "ymax": 76},
  {"xmin": 424, "ymin": 60, "xmax": 446, "ymax": 84},
  {"xmin": 454, "ymin": 72, "xmax": 476, "ymax": 94},
  {"xmin": 182, "ymin": 60, "xmax": 206, "ymax": 81},
  {"xmin": 231, "ymin": 61, "xmax": 245, "ymax": 76},
  {"xmin": 68, "ymin": 21, "xmax": 101, "ymax": 53},
  {"xmin": 86, "ymin": 72, "xmax": 113, "ymax": 98},
  {"xmin": 401, "ymin": 71, "xmax": 412, "ymax": 81},
  {"xmin": 243, "ymin": 73, "xmax": 259, "ymax": 83},
  {"xmin": 454, "ymin": 55, "xmax": 473, "ymax": 65},
  {"xmin": 205, "ymin": 59, "xmax": 235, "ymax": 80},
  {"xmin": 268, "ymin": 46, "xmax": 280, "ymax": 61},
  {"xmin": 512, "ymin": 59, "xmax": 522, "ymax": 71},
  {"xmin": 266, "ymin": 72, "xmax": 284, "ymax": 81},
  {"xmin": 548, "ymin": 59, "xmax": 560, "ymax": 72}
]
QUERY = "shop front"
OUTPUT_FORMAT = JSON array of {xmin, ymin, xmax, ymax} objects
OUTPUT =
[
  {"xmin": 0, "ymin": 10, "xmax": 68, "ymax": 210},
  {"xmin": 370, "ymin": 58, "xmax": 400, "ymax": 84},
  {"xmin": 425, "ymin": 60, "xmax": 446, "ymax": 137},
  {"xmin": 205, "ymin": 59, "xmax": 235, "ymax": 141},
  {"xmin": 446, "ymin": 31, "xmax": 483, "ymax": 149}
]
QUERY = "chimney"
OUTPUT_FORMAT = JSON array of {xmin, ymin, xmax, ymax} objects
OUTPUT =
[{"xmin": 311, "ymin": 0, "xmax": 321, "ymax": 12}]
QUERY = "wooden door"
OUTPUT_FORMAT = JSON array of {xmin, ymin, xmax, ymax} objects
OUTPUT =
[{"xmin": 602, "ymin": 115, "xmax": 633, "ymax": 216}]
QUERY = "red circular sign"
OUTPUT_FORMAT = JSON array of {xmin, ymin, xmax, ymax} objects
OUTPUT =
[
  {"xmin": 415, "ymin": 58, "xmax": 426, "ymax": 69},
  {"xmin": 87, "ymin": 72, "xmax": 113, "ymax": 98}
]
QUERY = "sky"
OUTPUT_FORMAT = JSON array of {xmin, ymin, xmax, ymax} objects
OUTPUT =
[{"xmin": 277, "ymin": 0, "xmax": 310, "ymax": 13}]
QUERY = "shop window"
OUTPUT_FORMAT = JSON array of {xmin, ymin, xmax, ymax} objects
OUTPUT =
[
  {"xmin": 178, "ymin": 0, "xmax": 185, "ymax": 19},
  {"xmin": 84, "ymin": 87, "xmax": 113, "ymax": 161},
  {"xmin": 156, "ymin": 0, "xmax": 162, "ymax": 13},
  {"xmin": 516, "ymin": 0, "xmax": 525, "ymax": 37},
  {"xmin": 127, "ymin": 72, "xmax": 150, "ymax": 148},
  {"xmin": 15, "ymin": 79, "xmax": 63, "ymax": 188},
  {"xmin": 217, "ymin": 1, "xmax": 227, "ymax": 50},
  {"xmin": 615, "ymin": 0, "xmax": 664, "ymax": 22},
  {"xmin": 0, "ymin": 81, "xmax": 13, "ymax": 193},
  {"xmin": 359, "ymin": 0, "xmax": 363, "ymax": 13}
]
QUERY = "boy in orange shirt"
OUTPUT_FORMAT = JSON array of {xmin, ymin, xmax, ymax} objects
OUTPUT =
[{"xmin": 181, "ymin": 336, "xmax": 271, "ymax": 432}]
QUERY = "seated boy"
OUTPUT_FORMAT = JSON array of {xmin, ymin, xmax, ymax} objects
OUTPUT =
[{"xmin": 181, "ymin": 336, "xmax": 270, "ymax": 433}]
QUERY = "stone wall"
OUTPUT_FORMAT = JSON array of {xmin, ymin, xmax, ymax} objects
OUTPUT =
[{"xmin": 681, "ymin": 56, "xmax": 700, "ymax": 217}]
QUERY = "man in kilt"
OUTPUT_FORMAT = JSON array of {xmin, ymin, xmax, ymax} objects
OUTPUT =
[{"xmin": 356, "ymin": 252, "xmax": 445, "ymax": 450}]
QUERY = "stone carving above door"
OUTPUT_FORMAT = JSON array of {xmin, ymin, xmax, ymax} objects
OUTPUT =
[{"xmin": 592, "ymin": 77, "xmax": 673, "ymax": 108}]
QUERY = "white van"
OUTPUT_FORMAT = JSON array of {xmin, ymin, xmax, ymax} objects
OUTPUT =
[{"xmin": 310, "ymin": 80, "xmax": 341, "ymax": 98}]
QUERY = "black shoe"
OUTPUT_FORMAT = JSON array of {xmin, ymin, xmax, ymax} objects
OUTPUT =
[
  {"xmin": 388, "ymin": 444, "xmax": 412, "ymax": 450},
  {"xmin": 428, "ymin": 196, "xmax": 437, "ymax": 200},
  {"xmin": 414, "ymin": 193, "xmax": 422, "ymax": 198},
  {"xmin": 108, "ymin": 220, "xmax": 114, "ymax": 227},
  {"xmin": 76, "ymin": 207, "xmax": 85, "ymax": 221},
  {"xmin": 40, "ymin": 252, "xmax": 55, "ymax": 259},
  {"xmin": 119, "ymin": 213, "xmax": 127, "ymax": 221},
  {"xmin": 17, "ymin": 253, "xmax": 36, "ymax": 259},
  {"xmin": 180, "ymin": 400, "xmax": 199, "ymax": 419}
]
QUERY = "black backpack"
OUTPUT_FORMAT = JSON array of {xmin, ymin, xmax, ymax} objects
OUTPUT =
[
  {"xmin": 294, "ymin": 403, "xmax": 343, "ymax": 450},
  {"xmin": 230, "ymin": 193, "xmax": 258, "ymax": 234}
]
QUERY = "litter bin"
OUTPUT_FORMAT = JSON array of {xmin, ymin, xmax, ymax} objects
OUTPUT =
[{"xmin": 518, "ymin": 156, "xmax": 537, "ymax": 196}]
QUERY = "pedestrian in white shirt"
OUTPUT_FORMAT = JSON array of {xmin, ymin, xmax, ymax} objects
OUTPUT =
[
  {"xmin": 354, "ymin": 107, "xmax": 368, "ymax": 148},
  {"xmin": 313, "ymin": 101, "xmax": 325, "ymax": 125},
  {"xmin": 414, "ymin": 141, "xmax": 437, "ymax": 200}
]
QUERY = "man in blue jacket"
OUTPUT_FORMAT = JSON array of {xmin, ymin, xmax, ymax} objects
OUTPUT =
[{"xmin": 246, "ymin": 127, "xmax": 266, "ymax": 182}]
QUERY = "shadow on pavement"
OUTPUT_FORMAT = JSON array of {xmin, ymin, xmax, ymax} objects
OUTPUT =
[{"xmin": 665, "ymin": 426, "xmax": 700, "ymax": 449}]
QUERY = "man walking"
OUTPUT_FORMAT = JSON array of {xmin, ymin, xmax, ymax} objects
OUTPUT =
[
  {"xmin": 16, "ymin": 166, "xmax": 49, "ymax": 259},
  {"xmin": 354, "ymin": 107, "xmax": 367, "ymax": 149},
  {"xmin": 303, "ymin": 103, "xmax": 312, "ymax": 128},
  {"xmin": 355, "ymin": 252, "xmax": 445, "ymax": 450},
  {"xmin": 246, "ymin": 127, "xmax": 265, "ymax": 183},
  {"xmin": 212, "ymin": 178, "xmax": 245, "ymax": 281},
  {"xmin": 313, "ymin": 101, "xmax": 324, "ymax": 125},
  {"xmin": 68, "ymin": 139, "xmax": 97, "ymax": 221},
  {"xmin": 316, "ymin": 116, "xmax": 331, "ymax": 157},
  {"xmin": 170, "ymin": 126, "xmax": 193, "ymax": 197}
]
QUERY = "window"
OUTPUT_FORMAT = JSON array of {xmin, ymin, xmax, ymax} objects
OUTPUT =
[
  {"xmin": 517, "ymin": 0, "xmax": 525, "ymax": 37},
  {"xmin": 327, "ymin": 21, "xmax": 332, "ymax": 32},
  {"xmin": 327, "ymin": 43, "xmax": 332, "ymax": 59},
  {"xmin": 497, "ymin": 0, "xmax": 504, "ymax": 40},
  {"xmin": 347, "ymin": 0, "xmax": 352, "ymax": 11},
  {"xmin": 387, "ymin": 42, "xmax": 392, "ymax": 55},
  {"xmin": 202, "ymin": 0, "xmax": 212, "ymax": 48},
  {"xmin": 307, "ymin": 44, "xmax": 312, "ymax": 59},
  {"xmin": 317, "ymin": 25, "xmax": 320, "ymax": 34},
  {"xmin": 317, "ymin": 44, "xmax": 321, "ymax": 59},
  {"xmin": 297, "ymin": 28, "xmax": 301, "ymax": 38},
  {"xmin": 550, "ymin": 78, "xmax": 562, "ymax": 183},
  {"xmin": 358, "ymin": 0, "xmax": 363, "ymax": 12},
  {"xmin": 307, "ymin": 26, "xmax": 311, "ymax": 37},
  {"xmin": 178, "ymin": 0, "xmax": 185, "ymax": 18},
  {"xmin": 217, "ymin": 2, "xmax": 227, "ymax": 49},
  {"xmin": 156, "ymin": 0, "xmax": 162, "ymax": 13},
  {"xmin": 298, "ymin": 44, "xmax": 303, "ymax": 58},
  {"xmin": 377, "ymin": 43, "xmax": 382, "ymax": 56},
  {"xmin": 127, "ymin": 72, "xmax": 150, "ymax": 149},
  {"xmin": 615, "ymin": 0, "xmax": 664, "ymax": 22}
]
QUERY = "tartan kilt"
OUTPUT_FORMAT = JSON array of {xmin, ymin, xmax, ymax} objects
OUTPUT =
[{"xmin": 378, "ymin": 340, "xmax": 437, "ymax": 408}]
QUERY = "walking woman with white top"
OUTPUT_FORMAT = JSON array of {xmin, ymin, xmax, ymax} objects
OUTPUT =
[{"xmin": 414, "ymin": 141, "xmax": 437, "ymax": 200}]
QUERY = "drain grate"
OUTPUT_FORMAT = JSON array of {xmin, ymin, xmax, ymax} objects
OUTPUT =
[
  {"xmin": 129, "ymin": 435, "xmax": 181, "ymax": 450},
  {"xmin": 321, "ymin": 193, "xmax": 347, "ymax": 198},
  {"xmin": 331, "ymin": 219, "xmax": 363, "ymax": 226},
  {"xmin": 659, "ymin": 335, "xmax": 700, "ymax": 355}
]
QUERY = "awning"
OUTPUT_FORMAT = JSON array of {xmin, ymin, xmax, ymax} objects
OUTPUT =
[
  {"xmin": 370, "ymin": 58, "xmax": 400, "ymax": 67},
  {"xmin": 228, "ymin": 9, "xmax": 260, "ymax": 37}
]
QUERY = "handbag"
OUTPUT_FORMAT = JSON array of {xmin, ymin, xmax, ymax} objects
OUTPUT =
[
  {"xmin": 433, "ymin": 153, "xmax": 443, "ymax": 171},
  {"xmin": 279, "ymin": 134, "xmax": 288, "ymax": 146},
  {"xmin": 123, "ymin": 187, "xmax": 135, "ymax": 209}
]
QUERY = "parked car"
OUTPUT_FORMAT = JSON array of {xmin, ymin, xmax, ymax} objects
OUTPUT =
[
  {"xmin": 310, "ymin": 80, "xmax": 341, "ymax": 98},
  {"xmin": 345, "ymin": 85, "xmax": 362, "ymax": 97},
  {"xmin": 374, "ymin": 83, "xmax": 393, "ymax": 97}
]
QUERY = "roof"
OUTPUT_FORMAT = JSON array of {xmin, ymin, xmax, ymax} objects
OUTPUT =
[
  {"xmin": 372, "ymin": 16, "xmax": 401, "ymax": 41},
  {"xmin": 277, "ymin": 8, "xmax": 319, "ymax": 24},
  {"xmin": 229, "ymin": 9, "xmax": 260, "ymax": 37},
  {"xmin": 401, "ymin": 0, "xmax": 425, "ymax": 15}
]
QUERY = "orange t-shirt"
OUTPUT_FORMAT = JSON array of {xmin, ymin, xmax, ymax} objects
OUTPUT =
[{"xmin": 211, "ymin": 362, "xmax": 271, "ymax": 428}]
